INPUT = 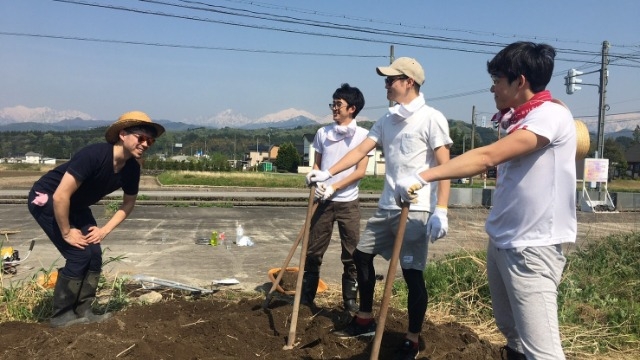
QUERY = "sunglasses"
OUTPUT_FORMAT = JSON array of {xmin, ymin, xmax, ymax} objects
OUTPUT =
[
  {"xmin": 384, "ymin": 76, "xmax": 408, "ymax": 86},
  {"xmin": 129, "ymin": 133, "xmax": 155, "ymax": 146}
]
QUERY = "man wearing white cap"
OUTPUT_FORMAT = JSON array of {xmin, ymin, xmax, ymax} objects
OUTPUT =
[
  {"xmin": 306, "ymin": 57, "xmax": 452, "ymax": 359},
  {"xmin": 28, "ymin": 111, "xmax": 164, "ymax": 328}
]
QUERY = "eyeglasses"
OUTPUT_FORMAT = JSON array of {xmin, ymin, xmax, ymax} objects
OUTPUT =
[
  {"xmin": 129, "ymin": 133, "xmax": 155, "ymax": 146},
  {"xmin": 329, "ymin": 102, "xmax": 348, "ymax": 110},
  {"xmin": 384, "ymin": 76, "xmax": 408, "ymax": 86}
]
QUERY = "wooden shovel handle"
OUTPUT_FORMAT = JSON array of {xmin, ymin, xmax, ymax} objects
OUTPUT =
[{"xmin": 370, "ymin": 202, "xmax": 410, "ymax": 360}]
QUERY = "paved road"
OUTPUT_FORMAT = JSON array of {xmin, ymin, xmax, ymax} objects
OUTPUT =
[{"xmin": 2, "ymin": 201, "xmax": 639, "ymax": 294}]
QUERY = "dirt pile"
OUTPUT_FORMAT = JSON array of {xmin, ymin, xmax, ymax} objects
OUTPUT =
[{"xmin": 0, "ymin": 292, "xmax": 501, "ymax": 359}]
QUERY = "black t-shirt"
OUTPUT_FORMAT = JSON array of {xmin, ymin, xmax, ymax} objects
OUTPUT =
[{"xmin": 33, "ymin": 143, "xmax": 140, "ymax": 211}]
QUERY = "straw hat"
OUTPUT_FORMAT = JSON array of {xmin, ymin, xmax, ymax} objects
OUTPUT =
[
  {"xmin": 105, "ymin": 110, "xmax": 166, "ymax": 144},
  {"xmin": 575, "ymin": 119, "xmax": 590, "ymax": 161}
]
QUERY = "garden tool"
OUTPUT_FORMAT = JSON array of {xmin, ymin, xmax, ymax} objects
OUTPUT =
[
  {"xmin": 262, "ymin": 200, "xmax": 318, "ymax": 310},
  {"xmin": 370, "ymin": 202, "xmax": 410, "ymax": 360},
  {"xmin": 283, "ymin": 185, "xmax": 315, "ymax": 350}
]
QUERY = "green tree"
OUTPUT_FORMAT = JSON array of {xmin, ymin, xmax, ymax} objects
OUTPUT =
[
  {"xmin": 633, "ymin": 125, "xmax": 640, "ymax": 144},
  {"xmin": 274, "ymin": 142, "xmax": 300, "ymax": 173},
  {"xmin": 209, "ymin": 152, "xmax": 231, "ymax": 171},
  {"xmin": 603, "ymin": 138, "xmax": 628, "ymax": 179}
]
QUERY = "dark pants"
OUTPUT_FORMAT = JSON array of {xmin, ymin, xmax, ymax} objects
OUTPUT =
[
  {"xmin": 304, "ymin": 199, "xmax": 360, "ymax": 279},
  {"xmin": 28, "ymin": 188, "xmax": 102, "ymax": 279}
]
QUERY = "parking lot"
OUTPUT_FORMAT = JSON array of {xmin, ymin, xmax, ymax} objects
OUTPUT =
[{"xmin": 2, "ymin": 201, "xmax": 639, "ymax": 292}]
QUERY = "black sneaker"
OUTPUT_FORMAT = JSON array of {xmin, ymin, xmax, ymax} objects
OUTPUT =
[
  {"xmin": 393, "ymin": 339, "xmax": 419, "ymax": 360},
  {"xmin": 332, "ymin": 316, "xmax": 376, "ymax": 338},
  {"xmin": 500, "ymin": 345, "xmax": 527, "ymax": 360}
]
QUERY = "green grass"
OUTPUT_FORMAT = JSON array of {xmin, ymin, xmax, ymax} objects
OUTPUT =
[
  {"xmin": 0, "ymin": 250, "xmax": 130, "ymax": 322},
  {"xmin": 157, "ymin": 170, "xmax": 387, "ymax": 191},
  {"xmin": 388, "ymin": 232, "xmax": 640, "ymax": 357},
  {"xmin": 157, "ymin": 171, "xmax": 640, "ymax": 193}
]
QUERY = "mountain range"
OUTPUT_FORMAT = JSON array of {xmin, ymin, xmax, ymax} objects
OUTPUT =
[
  {"xmin": 1, "ymin": 105, "xmax": 638, "ymax": 139},
  {"xmin": 0, "ymin": 105, "xmax": 338, "ymax": 132}
]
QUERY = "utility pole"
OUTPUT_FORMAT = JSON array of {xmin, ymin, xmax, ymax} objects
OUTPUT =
[
  {"xmin": 470, "ymin": 105, "xmax": 476, "ymax": 186},
  {"xmin": 388, "ymin": 45, "xmax": 395, "ymax": 108},
  {"xmin": 267, "ymin": 131, "xmax": 271, "ymax": 161},
  {"xmin": 471, "ymin": 105, "xmax": 476, "ymax": 151},
  {"xmin": 596, "ymin": 40, "xmax": 610, "ymax": 160}
]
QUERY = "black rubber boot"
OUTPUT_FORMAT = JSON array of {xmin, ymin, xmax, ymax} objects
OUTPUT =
[
  {"xmin": 75, "ymin": 271, "xmax": 112, "ymax": 324},
  {"xmin": 501, "ymin": 345, "xmax": 527, "ymax": 360},
  {"xmin": 50, "ymin": 273, "xmax": 90, "ymax": 328},
  {"xmin": 342, "ymin": 275, "xmax": 358, "ymax": 313},
  {"xmin": 300, "ymin": 271, "xmax": 319, "ymax": 306}
]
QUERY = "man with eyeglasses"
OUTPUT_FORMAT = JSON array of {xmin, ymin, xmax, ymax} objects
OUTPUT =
[
  {"xmin": 301, "ymin": 83, "xmax": 371, "ymax": 313},
  {"xmin": 28, "ymin": 110, "xmax": 164, "ymax": 328},
  {"xmin": 306, "ymin": 57, "xmax": 452, "ymax": 360}
]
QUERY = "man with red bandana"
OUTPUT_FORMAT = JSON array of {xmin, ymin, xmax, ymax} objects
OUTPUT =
[
  {"xmin": 28, "ymin": 111, "xmax": 165, "ymax": 328},
  {"xmin": 395, "ymin": 42, "xmax": 576, "ymax": 360}
]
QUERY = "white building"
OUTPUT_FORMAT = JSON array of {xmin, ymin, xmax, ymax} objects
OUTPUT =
[
  {"xmin": 25, "ymin": 152, "xmax": 41, "ymax": 164},
  {"xmin": 297, "ymin": 134, "xmax": 385, "ymax": 175}
]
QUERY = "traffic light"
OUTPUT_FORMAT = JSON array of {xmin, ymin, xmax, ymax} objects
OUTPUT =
[{"xmin": 565, "ymin": 68, "xmax": 583, "ymax": 95}]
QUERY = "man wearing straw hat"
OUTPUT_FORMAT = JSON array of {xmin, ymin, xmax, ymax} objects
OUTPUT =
[
  {"xmin": 396, "ymin": 42, "xmax": 577, "ymax": 359},
  {"xmin": 27, "ymin": 111, "xmax": 165, "ymax": 328}
]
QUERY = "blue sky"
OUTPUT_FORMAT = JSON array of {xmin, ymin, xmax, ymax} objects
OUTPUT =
[{"xmin": 1, "ymin": 0, "xmax": 639, "ymax": 131}]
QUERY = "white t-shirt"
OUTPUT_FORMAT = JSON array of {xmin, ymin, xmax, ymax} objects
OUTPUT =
[
  {"xmin": 486, "ymin": 101, "xmax": 577, "ymax": 248},
  {"xmin": 368, "ymin": 101, "xmax": 452, "ymax": 211},
  {"xmin": 312, "ymin": 122, "xmax": 371, "ymax": 202}
]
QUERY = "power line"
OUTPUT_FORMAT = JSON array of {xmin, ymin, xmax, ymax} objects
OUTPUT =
[
  {"xmin": 52, "ymin": 0, "xmax": 640, "ymax": 62},
  {"xmin": 0, "ymin": 31, "xmax": 386, "ymax": 58},
  {"xmin": 217, "ymin": 0, "xmax": 640, "ymax": 49}
]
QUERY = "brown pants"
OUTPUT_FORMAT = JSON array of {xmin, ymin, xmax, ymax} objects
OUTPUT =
[{"xmin": 304, "ymin": 199, "xmax": 360, "ymax": 279}]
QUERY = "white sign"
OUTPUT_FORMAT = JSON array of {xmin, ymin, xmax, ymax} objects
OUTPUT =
[
  {"xmin": 583, "ymin": 158, "xmax": 609, "ymax": 182},
  {"xmin": 175, "ymin": 143, "xmax": 183, "ymax": 148}
]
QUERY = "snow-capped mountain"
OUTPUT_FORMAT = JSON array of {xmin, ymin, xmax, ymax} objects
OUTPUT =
[
  {"xmin": 189, "ymin": 109, "xmax": 252, "ymax": 128},
  {"xmin": 0, "ymin": 105, "xmax": 326, "ymax": 130},
  {"xmin": 257, "ymin": 108, "xmax": 321, "ymax": 123},
  {"xmin": 0, "ymin": 106, "xmax": 94, "ymax": 125}
]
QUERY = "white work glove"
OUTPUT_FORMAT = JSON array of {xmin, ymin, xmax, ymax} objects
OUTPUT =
[
  {"xmin": 315, "ymin": 183, "xmax": 336, "ymax": 201},
  {"xmin": 305, "ymin": 170, "xmax": 332, "ymax": 186},
  {"xmin": 394, "ymin": 173, "xmax": 428, "ymax": 205},
  {"xmin": 426, "ymin": 207, "xmax": 448, "ymax": 243}
]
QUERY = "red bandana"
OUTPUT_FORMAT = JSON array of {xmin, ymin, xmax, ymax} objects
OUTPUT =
[{"xmin": 491, "ymin": 90, "xmax": 553, "ymax": 134}]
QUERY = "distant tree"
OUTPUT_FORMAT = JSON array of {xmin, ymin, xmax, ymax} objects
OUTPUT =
[
  {"xmin": 274, "ymin": 142, "xmax": 300, "ymax": 173},
  {"xmin": 615, "ymin": 136, "xmax": 634, "ymax": 150},
  {"xmin": 633, "ymin": 125, "xmax": 640, "ymax": 144},
  {"xmin": 209, "ymin": 152, "xmax": 231, "ymax": 171},
  {"xmin": 603, "ymin": 138, "xmax": 628, "ymax": 179},
  {"xmin": 449, "ymin": 128, "xmax": 464, "ymax": 155}
]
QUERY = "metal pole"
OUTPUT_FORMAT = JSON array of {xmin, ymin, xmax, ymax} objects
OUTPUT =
[
  {"xmin": 470, "ymin": 105, "xmax": 476, "ymax": 186},
  {"xmin": 388, "ymin": 45, "xmax": 395, "ymax": 108},
  {"xmin": 596, "ymin": 41, "xmax": 609, "ymax": 192},
  {"xmin": 596, "ymin": 41, "xmax": 609, "ymax": 160}
]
